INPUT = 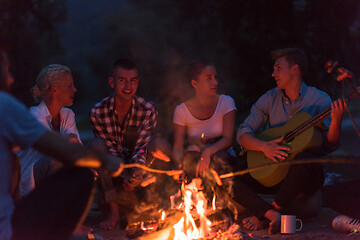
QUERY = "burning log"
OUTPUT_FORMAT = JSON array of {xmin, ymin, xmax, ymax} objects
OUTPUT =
[
  {"xmin": 121, "ymin": 157, "xmax": 360, "ymax": 239},
  {"xmin": 132, "ymin": 175, "xmax": 248, "ymax": 240},
  {"xmin": 137, "ymin": 210, "xmax": 256, "ymax": 240},
  {"xmin": 136, "ymin": 211, "xmax": 184, "ymax": 240}
]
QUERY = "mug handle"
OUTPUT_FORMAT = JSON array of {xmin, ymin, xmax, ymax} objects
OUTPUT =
[{"xmin": 296, "ymin": 219, "xmax": 303, "ymax": 231}]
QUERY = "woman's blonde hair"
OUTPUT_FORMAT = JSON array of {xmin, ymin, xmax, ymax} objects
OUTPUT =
[{"xmin": 31, "ymin": 64, "xmax": 71, "ymax": 103}]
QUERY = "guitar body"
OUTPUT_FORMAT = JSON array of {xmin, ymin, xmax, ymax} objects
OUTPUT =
[{"xmin": 247, "ymin": 112, "xmax": 324, "ymax": 187}]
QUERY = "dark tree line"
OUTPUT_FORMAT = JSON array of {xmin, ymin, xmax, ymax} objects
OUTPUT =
[
  {"xmin": 87, "ymin": 0, "xmax": 360, "ymax": 129},
  {"xmin": 0, "ymin": 0, "xmax": 67, "ymax": 103},
  {"xmin": 1, "ymin": 0, "xmax": 359, "ymax": 131}
]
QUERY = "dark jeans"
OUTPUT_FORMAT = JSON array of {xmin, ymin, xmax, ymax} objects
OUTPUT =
[
  {"xmin": 322, "ymin": 179, "xmax": 360, "ymax": 219},
  {"xmin": 33, "ymin": 156, "xmax": 63, "ymax": 186},
  {"xmin": 11, "ymin": 167, "xmax": 95, "ymax": 240},
  {"xmin": 93, "ymin": 137, "xmax": 172, "ymax": 217},
  {"xmin": 233, "ymin": 162, "xmax": 324, "ymax": 219}
]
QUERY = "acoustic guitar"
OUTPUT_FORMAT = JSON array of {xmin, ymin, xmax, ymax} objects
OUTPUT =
[{"xmin": 247, "ymin": 90, "xmax": 358, "ymax": 187}]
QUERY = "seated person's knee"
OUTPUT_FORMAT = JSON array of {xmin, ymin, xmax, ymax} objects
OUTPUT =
[
  {"xmin": 288, "ymin": 190, "xmax": 322, "ymax": 218},
  {"xmin": 87, "ymin": 138, "xmax": 108, "ymax": 153},
  {"xmin": 182, "ymin": 148, "xmax": 201, "ymax": 178}
]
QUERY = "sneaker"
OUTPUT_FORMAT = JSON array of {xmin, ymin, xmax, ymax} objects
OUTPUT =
[{"xmin": 332, "ymin": 215, "xmax": 360, "ymax": 233}]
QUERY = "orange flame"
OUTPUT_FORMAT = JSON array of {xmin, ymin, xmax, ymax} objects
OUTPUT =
[
  {"xmin": 161, "ymin": 210, "xmax": 166, "ymax": 221},
  {"xmin": 212, "ymin": 192, "xmax": 216, "ymax": 211},
  {"xmin": 173, "ymin": 179, "xmax": 211, "ymax": 239}
]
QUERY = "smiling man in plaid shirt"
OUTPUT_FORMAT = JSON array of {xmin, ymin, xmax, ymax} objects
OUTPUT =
[{"xmin": 90, "ymin": 58, "xmax": 158, "ymax": 230}]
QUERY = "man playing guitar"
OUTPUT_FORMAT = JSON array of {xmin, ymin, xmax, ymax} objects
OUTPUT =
[{"xmin": 234, "ymin": 48, "xmax": 347, "ymax": 234}]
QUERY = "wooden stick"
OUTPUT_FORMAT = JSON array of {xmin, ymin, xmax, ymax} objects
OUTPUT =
[
  {"xmin": 121, "ymin": 157, "xmax": 360, "ymax": 180},
  {"xmin": 219, "ymin": 157, "xmax": 360, "ymax": 179},
  {"xmin": 124, "ymin": 163, "xmax": 183, "ymax": 176}
]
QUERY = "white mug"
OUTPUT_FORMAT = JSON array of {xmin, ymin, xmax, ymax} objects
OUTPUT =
[{"xmin": 281, "ymin": 215, "xmax": 303, "ymax": 234}]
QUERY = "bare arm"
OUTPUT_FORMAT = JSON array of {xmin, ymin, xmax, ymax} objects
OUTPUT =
[
  {"xmin": 326, "ymin": 98, "xmax": 347, "ymax": 145},
  {"xmin": 172, "ymin": 123, "xmax": 186, "ymax": 168},
  {"xmin": 33, "ymin": 130, "xmax": 123, "ymax": 177},
  {"xmin": 196, "ymin": 110, "xmax": 236, "ymax": 176}
]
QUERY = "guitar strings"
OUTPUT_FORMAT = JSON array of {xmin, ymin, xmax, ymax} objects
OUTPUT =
[
  {"xmin": 285, "ymin": 91, "xmax": 355, "ymax": 142},
  {"xmin": 284, "ymin": 107, "xmax": 331, "ymax": 142},
  {"xmin": 285, "ymin": 109, "xmax": 329, "ymax": 141}
]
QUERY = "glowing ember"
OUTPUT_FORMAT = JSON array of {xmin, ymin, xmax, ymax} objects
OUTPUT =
[
  {"xmin": 161, "ymin": 210, "xmax": 166, "ymax": 221},
  {"xmin": 170, "ymin": 190, "xmax": 182, "ymax": 209},
  {"xmin": 140, "ymin": 221, "xmax": 158, "ymax": 232},
  {"xmin": 141, "ymin": 221, "xmax": 146, "ymax": 231},
  {"xmin": 173, "ymin": 179, "xmax": 211, "ymax": 239}
]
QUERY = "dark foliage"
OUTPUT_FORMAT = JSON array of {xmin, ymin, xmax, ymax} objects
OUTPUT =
[
  {"xmin": 0, "ymin": 0, "xmax": 67, "ymax": 104},
  {"xmin": 1, "ymin": 0, "xmax": 359, "ymax": 130}
]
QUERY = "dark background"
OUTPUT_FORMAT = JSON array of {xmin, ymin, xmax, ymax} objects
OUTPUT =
[{"xmin": 1, "ymin": 0, "xmax": 360, "ymax": 135}]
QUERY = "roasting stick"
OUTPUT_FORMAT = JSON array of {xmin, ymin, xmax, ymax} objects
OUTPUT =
[
  {"xmin": 123, "ymin": 149, "xmax": 360, "ymax": 183},
  {"xmin": 219, "ymin": 157, "xmax": 360, "ymax": 179},
  {"xmin": 120, "ymin": 157, "xmax": 360, "ymax": 182},
  {"xmin": 123, "ymin": 163, "xmax": 183, "ymax": 176}
]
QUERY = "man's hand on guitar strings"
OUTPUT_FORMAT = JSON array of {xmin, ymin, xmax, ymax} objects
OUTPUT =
[
  {"xmin": 330, "ymin": 99, "xmax": 348, "ymax": 122},
  {"xmin": 259, "ymin": 136, "xmax": 290, "ymax": 163}
]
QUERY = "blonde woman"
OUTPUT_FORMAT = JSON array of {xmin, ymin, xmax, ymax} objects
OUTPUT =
[
  {"xmin": 18, "ymin": 64, "xmax": 80, "ymax": 197},
  {"xmin": 0, "ymin": 49, "xmax": 121, "ymax": 240}
]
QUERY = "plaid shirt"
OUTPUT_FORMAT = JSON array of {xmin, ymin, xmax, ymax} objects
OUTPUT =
[{"xmin": 90, "ymin": 94, "xmax": 157, "ymax": 165}]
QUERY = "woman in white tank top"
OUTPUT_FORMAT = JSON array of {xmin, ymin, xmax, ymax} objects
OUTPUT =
[{"xmin": 172, "ymin": 60, "xmax": 237, "ymax": 178}]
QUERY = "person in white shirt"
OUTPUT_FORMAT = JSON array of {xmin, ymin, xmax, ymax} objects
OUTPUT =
[
  {"xmin": 0, "ymin": 49, "xmax": 123, "ymax": 240},
  {"xmin": 172, "ymin": 60, "xmax": 237, "ymax": 187},
  {"xmin": 18, "ymin": 64, "xmax": 80, "ymax": 197}
]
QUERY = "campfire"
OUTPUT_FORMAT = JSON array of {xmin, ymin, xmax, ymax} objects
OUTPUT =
[
  {"xmin": 127, "ymin": 174, "xmax": 255, "ymax": 240},
  {"xmin": 172, "ymin": 178, "xmax": 211, "ymax": 239},
  {"xmin": 124, "ymin": 148, "xmax": 257, "ymax": 240}
]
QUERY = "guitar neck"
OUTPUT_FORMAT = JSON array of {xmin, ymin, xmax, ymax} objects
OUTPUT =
[
  {"xmin": 284, "ymin": 88, "xmax": 358, "ymax": 143},
  {"xmin": 284, "ymin": 106, "xmax": 331, "ymax": 142}
]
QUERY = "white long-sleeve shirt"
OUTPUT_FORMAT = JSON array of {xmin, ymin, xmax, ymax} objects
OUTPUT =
[{"xmin": 17, "ymin": 101, "xmax": 81, "ymax": 197}]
